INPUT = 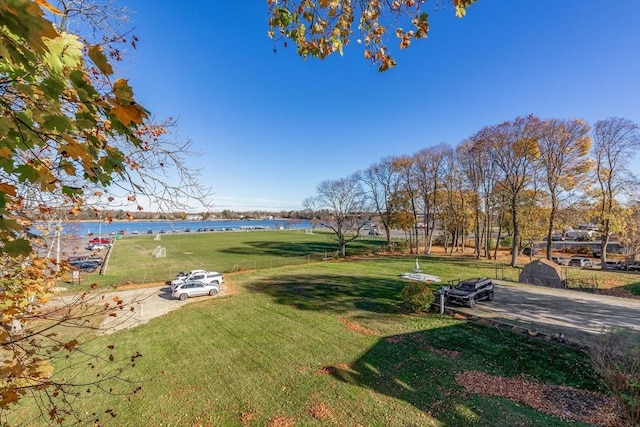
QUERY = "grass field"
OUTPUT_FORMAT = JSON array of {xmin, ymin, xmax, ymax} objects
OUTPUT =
[
  {"xmin": 72, "ymin": 230, "xmax": 639, "ymax": 292},
  {"xmin": 91, "ymin": 230, "xmax": 390, "ymax": 286},
  {"xmin": 20, "ymin": 262, "xmax": 610, "ymax": 427},
  {"xmin": 22, "ymin": 231, "xmax": 637, "ymax": 425}
]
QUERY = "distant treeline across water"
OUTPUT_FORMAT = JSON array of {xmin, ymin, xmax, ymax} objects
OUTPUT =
[{"xmin": 48, "ymin": 219, "xmax": 312, "ymax": 237}]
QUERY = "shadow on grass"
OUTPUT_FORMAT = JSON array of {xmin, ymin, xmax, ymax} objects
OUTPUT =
[
  {"xmin": 622, "ymin": 281, "xmax": 640, "ymax": 296},
  {"xmin": 244, "ymin": 274, "xmax": 406, "ymax": 314},
  {"xmin": 326, "ymin": 324, "xmax": 602, "ymax": 426},
  {"xmin": 220, "ymin": 239, "xmax": 386, "ymax": 258}
]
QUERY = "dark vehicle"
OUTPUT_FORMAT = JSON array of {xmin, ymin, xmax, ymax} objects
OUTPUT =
[
  {"xmin": 602, "ymin": 260, "xmax": 624, "ymax": 270},
  {"xmin": 551, "ymin": 256, "xmax": 569, "ymax": 266},
  {"xmin": 625, "ymin": 262, "xmax": 640, "ymax": 272},
  {"xmin": 69, "ymin": 260, "xmax": 99, "ymax": 273},
  {"xmin": 69, "ymin": 256, "xmax": 102, "ymax": 265},
  {"xmin": 522, "ymin": 247, "xmax": 538, "ymax": 256},
  {"xmin": 446, "ymin": 278, "xmax": 494, "ymax": 308}
]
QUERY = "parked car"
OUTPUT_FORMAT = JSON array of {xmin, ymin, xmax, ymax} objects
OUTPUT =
[
  {"xmin": 568, "ymin": 257, "xmax": 593, "ymax": 268},
  {"xmin": 551, "ymin": 256, "xmax": 569, "ymax": 266},
  {"xmin": 69, "ymin": 260, "xmax": 99, "ymax": 273},
  {"xmin": 89, "ymin": 237, "xmax": 111, "ymax": 245},
  {"xmin": 69, "ymin": 256, "xmax": 102, "ymax": 264},
  {"xmin": 602, "ymin": 260, "xmax": 624, "ymax": 270},
  {"xmin": 176, "ymin": 269, "xmax": 207, "ymax": 279},
  {"xmin": 522, "ymin": 247, "xmax": 539, "ymax": 256},
  {"xmin": 625, "ymin": 262, "xmax": 640, "ymax": 272},
  {"xmin": 368, "ymin": 229, "xmax": 381, "ymax": 236},
  {"xmin": 446, "ymin": 278, "xmax": 494, "ymax": 308},
  {"xmin": 86, "ymin": 243, "xmax": 109, "ymax": 251},
  {"xmin": 171, "ymin": 281, "xmax": 220, "ymax": 301},
  {"xmin": 170, "ymin": 271, "xmax": 224, "ymax": 289}
]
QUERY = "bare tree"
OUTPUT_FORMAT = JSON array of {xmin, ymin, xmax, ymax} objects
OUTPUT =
[
  {"xmin": 592, "ymin": 117, "xmax": 640, "ymax": 263},
  {"xmin": 302, "ymin": 196, "xmax": 321, "ymax": 229},
  {"xmin": 358, "ymin": 157, "xmax": 402, "ymax": 250},
  {"xmin": 413, "ymin": 144, "xmax": 451, "ymax": 254},
  {"xmin": 458, "ymin": 137, "xmax": 500, "ymax": 259},
  {"xmin": 457, "ymin": 140, "xmax": 483, "ymax": 258},
  {"xmin": 315, "ymin": 175, "xmax": 368, "ymax": 257},
  {"xmin": 392, "ymin": 155, "xmax": 421, "ymax": 254}
]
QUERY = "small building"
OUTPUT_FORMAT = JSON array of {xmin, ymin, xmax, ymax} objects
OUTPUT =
[{"xmin": 519, "ymin": 258, "xmax": 565, "ymax": 289}]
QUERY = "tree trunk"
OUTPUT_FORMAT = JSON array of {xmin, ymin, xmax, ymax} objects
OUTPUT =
[
  {"xmin": 546, "ymin": 193, "xmax": 557, "ymax": 260},
  {"xmin": 510, "ymin": 199, "xmax": 519, "ymax": 267}
]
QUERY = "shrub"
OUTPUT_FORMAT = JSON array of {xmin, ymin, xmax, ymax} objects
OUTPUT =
[
  {"xmin": 400, "ymin": 282, "xmax": 435, "ymax": 313},
  {"xmin": 500, "ymin": 237, "xmax": 512, "ymax": 248},
  {"xmin": 590, "ymin": 328, "xmax": 640, "ymax": 425}
]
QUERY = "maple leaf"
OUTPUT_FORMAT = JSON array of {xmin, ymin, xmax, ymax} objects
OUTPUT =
[
  {"xmin": 88, "ymin": 45, "xmax": 113, "ymax": 75},
  {"xmin": 59, "ymin": 139, "xmax": 87, "ymax": 159},
  {"xmin": 34, "ymin": 0, "xmax": 62, "ymax": 15},
  {"xmin": 111, "ymin": 104, "xmax": 146, "ymax": 125},
  {"xmin": 1, "ymin": 389, "xmax": 20, "ymax": 409},
  {"xmin": 64, "ymin": 339, "xmax": 78, "ymax": 351}
]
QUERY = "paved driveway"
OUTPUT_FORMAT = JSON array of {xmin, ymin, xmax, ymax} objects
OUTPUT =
[
  {"xmin": 50, "ymin": 283, "xmax": 227, "ymax": 335},
  {"xmin": 447, "ymin": 281, "xmax": 640, "ymax": 348}
]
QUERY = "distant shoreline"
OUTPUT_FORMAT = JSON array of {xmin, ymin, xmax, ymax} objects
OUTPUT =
[{"xmin": 49, "ymin": 218, "xmax": 312, "ymax": 238}]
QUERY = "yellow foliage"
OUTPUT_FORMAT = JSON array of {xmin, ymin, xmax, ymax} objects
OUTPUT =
[{"xmin": 111, "ymin": 104, "xmax": 146, "ymax": 125}]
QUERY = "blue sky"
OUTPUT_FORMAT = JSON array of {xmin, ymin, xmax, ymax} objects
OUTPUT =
[{"xmin": 120, "ymin": 0, "xmax": 640, "ymax": 212}]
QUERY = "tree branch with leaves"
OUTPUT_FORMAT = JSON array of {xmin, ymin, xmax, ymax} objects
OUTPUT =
[
  {"xmin": 0, "ymin": 1, "xmax": 210, "ymax": 423},
  {"xmin": 267, "ymin": 0, "xmax": 477, "ymax": 71}
]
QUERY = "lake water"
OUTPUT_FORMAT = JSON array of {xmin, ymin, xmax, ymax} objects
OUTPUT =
[{"xmin": 55, "ymin": 219, "xmax": 312, "ymax": 237}]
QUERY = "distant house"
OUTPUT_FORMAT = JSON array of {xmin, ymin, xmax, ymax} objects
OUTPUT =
[
  {"xmin": 519, "ymin": 258, "xmax": 565, "ymax": 289},
  {"xmin": 185, "ymin": 214, "xmax": 203, "ymax": 221}
]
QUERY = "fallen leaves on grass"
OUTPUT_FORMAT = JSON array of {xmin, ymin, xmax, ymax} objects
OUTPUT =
[
  {"xmin": 341, "ymin": 318, "xmax": 377, "ymax": 336},
  {"xmin": 317, "ymin": 363, "xmax": 351, "ymax": 376},
  {"xmin": 308, "ymin": 400, "xmax": 333, "ymax": 420},
  {"xmin": 384, "ymin": 336, "xmax": 406, "ymax": 344},
  {"xmin": 599, "ymin": 287, "xmax": 639, "ymax": 299},
  {"xmin": 456, "ymin": 370, "xmax": 624, "ymax": 426},
  {"xmin": 267, "ymin": 416, "xmax": 295, "ymax": 427},
  {"xmin": 239, "ymin": 409, "xmax": 256, "ymax": 426}
]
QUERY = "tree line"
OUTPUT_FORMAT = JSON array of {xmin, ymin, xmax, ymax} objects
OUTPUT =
[{"xmin": 306, "ymin": 115, "xmax": 640, "ymax": 266}]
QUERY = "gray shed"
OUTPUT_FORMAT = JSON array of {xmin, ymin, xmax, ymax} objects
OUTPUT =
[{"xmin": 519, "ymin": 258, "xmax": 565, "ymax": 288}]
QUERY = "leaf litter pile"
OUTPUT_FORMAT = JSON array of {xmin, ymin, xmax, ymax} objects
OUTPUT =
[{"xmin": 456, "ymin": 370, "xmax": 624, "ymax": 426}]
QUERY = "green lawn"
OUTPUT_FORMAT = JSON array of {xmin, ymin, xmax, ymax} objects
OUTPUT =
[
  {"xmin": 29, "ymin": 232, "xmax": 638, "ymax": 425},
  {"xmin": 73, "ymin": 230, "xmax": 640, "ymax": 292},
  {"xmin": 91, "ymin": 230, "xmax": 390, "ymax": 286},
  {"xmin": 17, "ymin": 255, "xmax": 619, "ymax": 426}
]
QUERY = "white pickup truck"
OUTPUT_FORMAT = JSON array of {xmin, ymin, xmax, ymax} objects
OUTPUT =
[{"xmin": 169, "ymin": 270, "xmax": 224, "ymax": 290}]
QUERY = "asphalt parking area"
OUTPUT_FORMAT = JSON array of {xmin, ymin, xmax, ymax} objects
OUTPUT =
[{"xmin": 447, "ymin": 281, "xmax": 640, "ymax": 348}]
